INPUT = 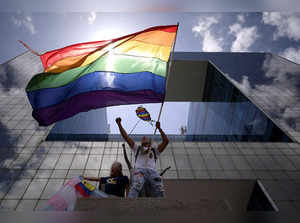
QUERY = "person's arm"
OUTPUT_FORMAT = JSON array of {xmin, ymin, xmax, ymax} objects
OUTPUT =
[
  {"xmin": 156, "ymin": 121, "xmax": 169, "ymax": 153},
  {"xmin": 122, "ymin": 143, "xmax": 132, "ymax": 170},
  {"xmin": 125, "ymin": 184, "xmax": 129, "ymax": 198},
  {"xmin": 83, "ymin": 176, "xmax": 100, "ymax": 182},
  {"xmin": 116, "ymin": 117, "xmax": 135, "ymax": 149}
]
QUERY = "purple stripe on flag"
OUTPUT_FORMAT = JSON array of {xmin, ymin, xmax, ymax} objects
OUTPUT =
[{"xmin": 33, "ymin": 90, "xmax": 164, "ymax": 126}]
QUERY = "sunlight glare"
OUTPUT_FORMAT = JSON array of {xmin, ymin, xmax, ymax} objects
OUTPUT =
[{"xmin": 93, "ymin": 29, "xmax": 124, "ymax": 41}]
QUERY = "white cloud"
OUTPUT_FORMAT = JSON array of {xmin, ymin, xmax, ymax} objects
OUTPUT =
[
  {"xmin": 226, "ymin": 54, "xmax": 300, "ymax": 131},
  {"xmin": 11, "ymin": 13, "xmax": 36, "ymax": 35},
  {"xmin": 280, "ymin": 47, "xmax": 300, "ymax": 64},
  {"xmin": 225, "ymin": 74, "xmax": 252, "ymax": 95},
  {"xmin": 88, "ymin": 11, "xmax": 96, "ymax": 25},
  {"xmin": 202, "ymin": 31, "xmax": 223, "ymax": 52},
  {"xmin": 192, "ymin": 16, "xmax": 223, "ymax": 52},
  {"xmin": 262, "ymin": 12, "xmax": 300, "ymax": 41},
  {"xmin": 237, "ymin": 14, "xmax": 245, "ymax": 23},
  {"xmin": 192, "ymin": 16, "xmax": 218, "ymax": 34},
  {"xmin": 229, "ymin": 23, "xmax": 259, "ymax": 52}
]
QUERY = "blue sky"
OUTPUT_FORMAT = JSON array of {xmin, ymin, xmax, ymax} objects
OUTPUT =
[{"xmin": 1, "ymin": 12, "xmax": 300, "ymax": 65}]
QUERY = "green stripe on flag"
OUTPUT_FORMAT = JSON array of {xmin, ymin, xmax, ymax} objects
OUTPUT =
[{"xmin": 26, "ymin": 53, "xmax": 167, "ymax": 92}]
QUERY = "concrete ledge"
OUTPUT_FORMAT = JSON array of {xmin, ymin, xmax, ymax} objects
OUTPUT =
[{"xmin": 75, "ymin": 179, "xmax": 273, "ymax": 213}]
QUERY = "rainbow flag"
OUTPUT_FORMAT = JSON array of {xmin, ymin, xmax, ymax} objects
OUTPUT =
[{"xmin": 26, "ymin": 25, "xmax": 178, "ymax": 126}]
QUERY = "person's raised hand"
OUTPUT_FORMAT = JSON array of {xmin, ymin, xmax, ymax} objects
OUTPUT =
[
  {"xmin": 156, "ymin": 121, "xmax": 161, "ymax": 129},
  {"xmin": 115, "ymin": 117, "xmax": 122, "ymax": 125}
]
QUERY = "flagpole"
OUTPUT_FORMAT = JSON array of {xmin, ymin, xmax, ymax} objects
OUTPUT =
[
  {"xmin": 152, "ymin": 23, "xmax": 179, "ymax": 141},
  {"xmin": 18, "ymin": 40, "xmax": 41, "ymax": 56},
  {"xmin": 128, "ymin": 119, "xmax": 141, "ymax": 135}
]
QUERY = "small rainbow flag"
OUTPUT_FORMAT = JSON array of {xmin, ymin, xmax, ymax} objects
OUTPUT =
[
  {"xmin": 136, "ymin": 106, "xmax": 154, "ymax": 126},
  {"xmin": 26, "ymin": 25, "xmax": 178, "ymax": 126}
]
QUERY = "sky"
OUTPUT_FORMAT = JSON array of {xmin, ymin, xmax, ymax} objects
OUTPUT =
[
  {"xmin": 107, "ymin": 102, "xmax": 190, "ymax": 135},
  {"xmin": 1, "ymin": 12, "xmax": 300, "ymax": 65}
]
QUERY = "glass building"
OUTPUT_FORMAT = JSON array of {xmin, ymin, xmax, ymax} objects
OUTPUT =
[{"xmin": 0, "ymin": 51, "xmax": 300, "ymax": 212}]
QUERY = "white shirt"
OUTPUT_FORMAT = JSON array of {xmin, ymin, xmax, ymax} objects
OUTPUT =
[{"xmin": 133, "ymin": 144, "xmax": 160, "ymax": 170}]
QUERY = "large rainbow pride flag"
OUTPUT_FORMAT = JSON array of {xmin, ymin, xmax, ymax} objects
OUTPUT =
[{"xmin": 26, "ymin": 25, "xmax": 178, "ymax": 126}]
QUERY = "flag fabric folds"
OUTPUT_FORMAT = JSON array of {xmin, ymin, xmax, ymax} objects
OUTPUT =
[{"xmin": 26, "ymin": 25, "xmax": 178, "ymax": 126}]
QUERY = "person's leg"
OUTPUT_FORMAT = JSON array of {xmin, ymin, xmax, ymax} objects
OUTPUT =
[
  {"xmin": 142, "ymin": 180, "xmax": 152, "ymax": 197},
  {"xmin": 128, "ymin": 169, "xmax": 145, "ymax": 198},
  {"xmin": 148, "ymin": 169, "xmax": 164, "ymax": 197}
]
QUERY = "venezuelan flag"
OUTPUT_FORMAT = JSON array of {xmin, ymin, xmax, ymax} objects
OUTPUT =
[{"xmin": 26, "ymin": 25, "xmax": 178, "ymax": 126}]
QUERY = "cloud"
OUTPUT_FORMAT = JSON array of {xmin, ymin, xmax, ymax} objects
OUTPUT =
[
  {"xmin": 11, "ymin": 13, "xmax": 36, "ymax": 35},
  {"xmin": 262, "ymin": 12, "xmax": 300, "ymax": 41},
  {"xmin": 226, "ymin": 54, "xmax": 300, "ymax": 131},
  {"xmin": 88, "ymin": 11, "xmax": 96, "ymax": 24},
  {"xmin": 192, "ymin": 16, "xmax": 219, "ymax": 34},
  {"xmin": 225, "ymin": 74, "xmax": 252, "ymax": 96},
  {"xmin": 229, "ymin": 22, "xmax": 259, "ymax": 52},
  {"xmin": 0, "ymin": 51, "xmax": 43, "ymax": 96},
  {"xmin": 237, "ymin": 14, "xmax": 245, "ymax": 23},
  {"xmin": 202, "ymin": 31, "xmax": 223, "ymax": 52},
  {"xmin": 192, "ymin": 16, "xmax": 223, "ymax": 52},
  {"xmin": 280, "ymin": 47, "xmax": 300, "ymax": 64}
]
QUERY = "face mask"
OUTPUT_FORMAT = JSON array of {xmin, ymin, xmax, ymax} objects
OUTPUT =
[{"xmin": 141, "ymin": 146, "xmax": 150, "ymax": 154}]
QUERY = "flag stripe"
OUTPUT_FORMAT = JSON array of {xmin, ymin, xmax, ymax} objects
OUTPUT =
[
  {"xmin": 44, "ymin": 53, "xmax": 88, "ymax": 73},
  {"xmin": 45, "ymin": 39, "xmax": 171, "ymax": 73},
  {"xmin": 27, "ymin": 71, "xmax": 166, "ymax": 109},
  {"xmin": 137, "ymin": 111, "xmax": 148, "ymax": 115},
  {"xmin": 33, "ymin": 90, "xmax": 164, "ymax": 126},
  {"xmin": 124, "ymin": 30, "xmax": 176, "ymax": 47},
  {"xmin": 40, "ymin": 40, "xmax": 111, "ymax": 69},
  {"xmin": 44, "ymin": 38, "xmax": 131, "ymax": 73},
  {"xmin": 114, "ymin": 40, "xmax": 172, "ymax": 61},
  {"xmin": 137, "ymin": 113, "xmax": 149, "ymax": 118},
  {"xmin": 26, "ymin": 54, "xmax": 167, "ymax": 92},
  {"xmin": 40, "ymin": 25, "xmax": 177, "ymax": 70}
]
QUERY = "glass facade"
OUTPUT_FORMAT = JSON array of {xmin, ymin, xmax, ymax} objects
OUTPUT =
[
  {"xmin": 174, "ymin": 52, "xmax": 300, "ymax": 141},
  {"xmin": 186, "ymin": 63, "xmax": 291, "ymax": 142}
]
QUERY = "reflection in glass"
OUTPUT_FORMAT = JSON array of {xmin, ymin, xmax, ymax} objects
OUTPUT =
[{"xmin": 185, "ymin": 63, "xmax": 291, "ymax": 142}]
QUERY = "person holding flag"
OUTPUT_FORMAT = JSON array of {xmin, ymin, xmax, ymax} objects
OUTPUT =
[{"xmin": 116, "ymin": 117, "xmax": 169, "ymax": 198}]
